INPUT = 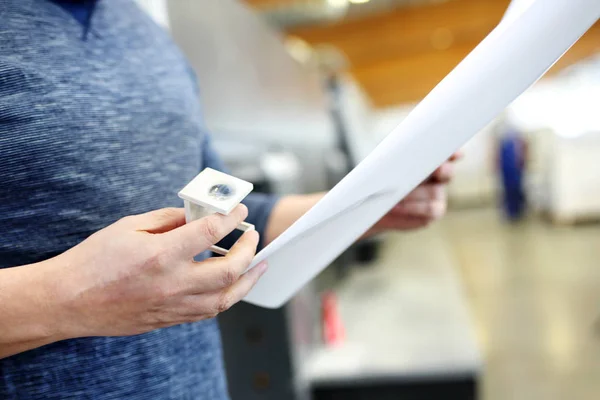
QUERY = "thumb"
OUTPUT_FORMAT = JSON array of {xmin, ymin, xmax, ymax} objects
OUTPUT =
[{"xmin": 126, "ymin": 208, "xmax": 187, "ymax": 234}]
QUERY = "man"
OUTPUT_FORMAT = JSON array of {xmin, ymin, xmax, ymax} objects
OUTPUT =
[{"xmin": 0, "ymin": 0, "xmax": 457, "ymax": 398}]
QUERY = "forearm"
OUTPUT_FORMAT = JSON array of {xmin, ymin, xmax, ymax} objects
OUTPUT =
[
  {"xmin": 264, "ymin": 191, "xmax": 392, "ymax": 245},
  {"xmin": 262, "ymin": 154, "xmax": 460, "ymax": 246},
  {"xmin": 264, "ymin": 192, "xmax": 325, "ymax": 246},
  {"xmin": 0, "ymin": 260, "xmax": 68, "ymax": 359}
]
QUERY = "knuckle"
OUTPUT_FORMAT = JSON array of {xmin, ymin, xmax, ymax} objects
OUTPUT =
[
  {"xmin": 215, "ymin": 291, "xmax": 235, "ymax": 314},
  {"xmin": 117, "ymin": 215, "xmax": 136, "ymax": 226},
  {"xmin": 199, "ymin": 218, "xmax": 222, "ymax": 243},
  {"xmin": 146, "ymin": 246, "xmax": 171, "ymax": 270},
  {"xmin": 153, "ymin": 283, "xmax": 174, "ymax": 302},
  {"xmin": 220, "ymin": 264, "xmax": 239, "ymax": 287}
]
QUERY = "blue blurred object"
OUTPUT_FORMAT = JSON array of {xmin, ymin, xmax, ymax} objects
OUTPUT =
[{"xmin": 499, "ymin": 128, "xmax": 527, "ymax": 220}]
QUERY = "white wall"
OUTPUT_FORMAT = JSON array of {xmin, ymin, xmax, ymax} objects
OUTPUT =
[
  {"xmin": 137, "ymin": 0, "xmax": 337, "ymax": 192},
  {"xmin": 335, "ymin": 74, "xmax": 377, "ymax": 163},
  {"xmin": 166, "ymin": 0, "xmax": 335, "ymax": 150},
  {"xmin": 135, "ymin": 0, "xmax": 170, "ymax": 30},
  {"xmin": 508, "ymin": 56, "xmax": 600, "ymax": 219}
]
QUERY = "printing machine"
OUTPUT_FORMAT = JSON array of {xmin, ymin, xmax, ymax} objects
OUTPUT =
[{"xmin": 160, "ymin": 1, "xmax": 482, "ymax": 398}]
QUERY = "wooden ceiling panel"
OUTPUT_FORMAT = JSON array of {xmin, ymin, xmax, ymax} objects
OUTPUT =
[
  {"xmin": 352, "ymin": 42, "xmax": 477, "ymax": 107},
  {"xmin": 244, "ymin": 0, "xmax": 297, "ymax": 7},
  {"xmin": 282, "ymin": 0, "xmax": 600, "ymax": 106}
]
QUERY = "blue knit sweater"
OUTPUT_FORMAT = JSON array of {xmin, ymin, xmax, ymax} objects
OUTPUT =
[{"xmin": 0, "ymin": 0, "xmax": 277, "ymax": 398}]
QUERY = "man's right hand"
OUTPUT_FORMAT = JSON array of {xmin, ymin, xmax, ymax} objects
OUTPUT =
[{"xmin": 44, "ymin": 205, "xmax": 267, "ymax": 340}]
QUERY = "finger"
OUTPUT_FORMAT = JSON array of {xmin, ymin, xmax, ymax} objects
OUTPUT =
[
  {"xmin": 429, "ymin": 162, "xmax": 454, "ymax": 183},
  {"xmin": 185, "ymin": 230, "xmax": 260, "ymax": 293},
  {"xmin": 122, "ymin": 208, "xmax": 187, "ymax": 233},
  {"xmin": 164, "ymin": 204, "xmax": 248, "ymax": 259},
  {"xmin": 427, "ymin": 151, "xmax": 462, "ymax": 183},
  {"xmin": 393, "ymin": 199, "xmax": 447, "ymax": 219},
  {"xmin": 398, "ymin": 216, "xmax": 433, "ymax": 230},
  {"xmin": 376, "ymin": 214, "xmax": 431, "ymax": 231},
  {"xmin": 220, "ymin": 229, "xmax": 259, "ymax": 273},
  {"xmin": 176, "ymin": 262, "xmax": 269, "ymax": 319},
  {"xmin": 449, "ymin": 150, "xmax": 464, "ymax": 161},
  {"xmin": 388, "ymin": 216, "xmax": 432, "ymax": 230},
  {"xmin": 401, "ymin": 183, "xmax": 444, "ymax": 202},
  {"xmin": 209, "ymin": 262, "xmax": 269, "ymax": 314}
]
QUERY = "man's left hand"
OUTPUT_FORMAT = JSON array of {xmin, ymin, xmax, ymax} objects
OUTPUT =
[{"xmin": 370, "ymin": 152, "xmax": 462, "ymax": 234}]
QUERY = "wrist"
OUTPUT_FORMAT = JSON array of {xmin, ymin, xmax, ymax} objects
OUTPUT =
[
  {"xmin": 33, "ymin": 258, "xmax": 80, "ymax": 342},
  {"xmin": 264, "ymin": 193, "xmax": 322, "ymax": 245},
  {"xmin": 0, "ymin": 260, "xmax": 77, "ymax": 358}
]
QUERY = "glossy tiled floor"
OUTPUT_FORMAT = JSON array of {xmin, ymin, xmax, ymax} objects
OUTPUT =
[{"xmin": 440, "ymin": 208, "xmax": 600, "ymax": 400}]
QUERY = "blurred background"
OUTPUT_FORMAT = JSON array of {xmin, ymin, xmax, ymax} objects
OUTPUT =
[{"xmin": 137, "ymin": 1, "xmax": 600, "ymax": 399}]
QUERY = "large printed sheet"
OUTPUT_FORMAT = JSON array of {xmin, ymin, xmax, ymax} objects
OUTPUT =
[{"xmin": 244, "ymin": 0, "xmax": 600, "ymax": 308}]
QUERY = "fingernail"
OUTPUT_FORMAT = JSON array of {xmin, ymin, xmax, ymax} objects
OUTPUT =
[
  {"xmin": 237, "ymin": 203, "xmax": 249, "ymax": 217},
  {"xmin": 257, "ymin": 261, "xmax": 269, "ymax": 275}
]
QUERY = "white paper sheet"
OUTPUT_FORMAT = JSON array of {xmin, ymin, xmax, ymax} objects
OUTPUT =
[
  {"xmin": 502, "ymin": 0, "xmax": 534, "ymax": 25},
  {"xmin": 244, "ymin": 0, "xmax": 600, "ymax": 308}
]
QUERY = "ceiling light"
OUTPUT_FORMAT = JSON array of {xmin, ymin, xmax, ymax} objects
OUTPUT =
[{"xmin": 327, "ymin": 0, "xmax": 349, "ymax": 8}]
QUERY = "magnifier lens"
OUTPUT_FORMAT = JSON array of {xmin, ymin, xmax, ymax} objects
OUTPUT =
[{"xmin": 208, "ymin": 184, "xmax": 235, "ymax": 201}]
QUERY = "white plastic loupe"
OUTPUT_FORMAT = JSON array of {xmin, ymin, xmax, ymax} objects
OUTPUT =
[{"xmin": 178, "ymin": 168, "xmax": 254, "ymax": 255}]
